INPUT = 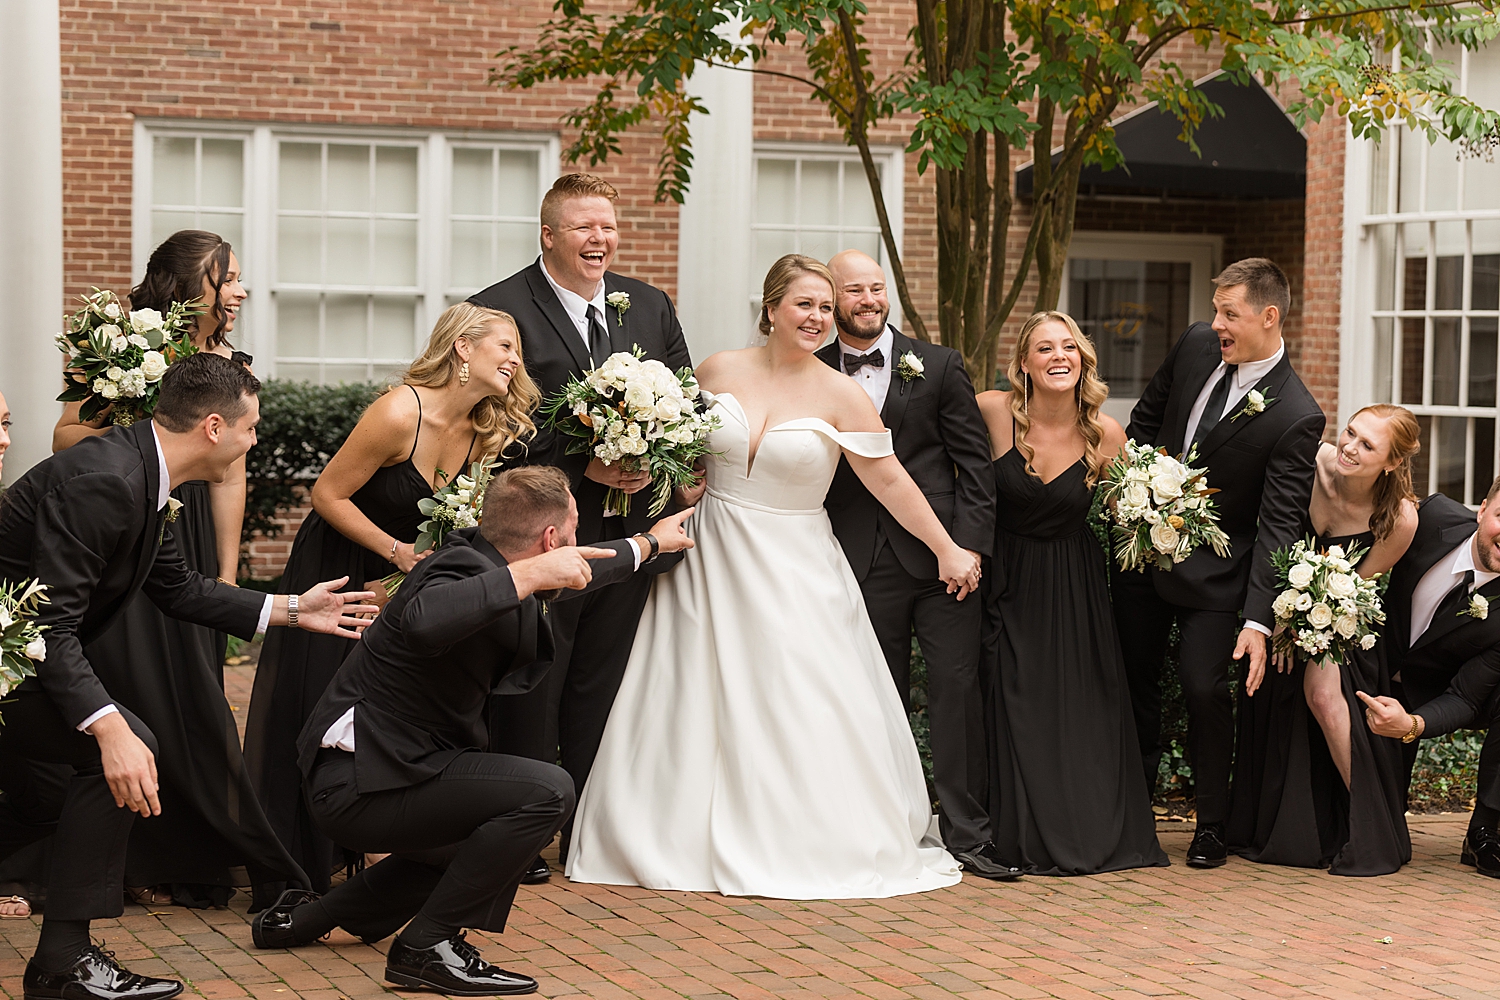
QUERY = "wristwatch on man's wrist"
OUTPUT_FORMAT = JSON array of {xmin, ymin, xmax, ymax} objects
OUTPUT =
[
  {"xmin": 635, "ymin": 532, "xmax": 660, "ymax": 565},
  {"xmin": 287, "ymin": 594, "xmax": 300, "ymax": 630}
]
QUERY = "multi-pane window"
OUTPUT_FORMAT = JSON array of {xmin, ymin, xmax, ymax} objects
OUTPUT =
[
  {"xmin": 752, "ymin": 152, "xmax": 890, "ymax": 281},
  {"xmin": 135, "ymin": 124, "xmax": 556, "ymax": 384},
  {"xmin": 1362, "ymin": 44, "xmax": 1500, "ymax": 503},
  {"xmin": 1067, "ymin": 260, "xmax": 1193, "ymax": 398}
]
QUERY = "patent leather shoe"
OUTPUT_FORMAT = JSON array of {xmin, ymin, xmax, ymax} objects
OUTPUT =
[
  {"xmin": 953, "ymin": 842, "xmax": 1022, "ymax": 881},
  {"xmin": 252, "ymin": 888, "xmax": 322, "ymax": 949},
  {"xmin": 520, "ymin": 856, "xmax": 551, "ymax": 885},
  {"xmin": 385, "ymin": 932, "xmax": 537, "ymax": 995},
  {"xmin": 1186, "ymin": 824, "xmax": 1228, "ymax": 868},
  {"xmin": 24, "ymin": 945, "xmax": 183, "ymax": 1000},
  {"xmin": 1462, "ymin": 829, "xmax": 1500, "ymax": 877}
]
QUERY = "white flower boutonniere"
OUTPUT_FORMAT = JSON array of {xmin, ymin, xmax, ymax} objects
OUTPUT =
[
  {"xmin": 1229, "ymin": 387, "xmax": 1277, "ymax": 423},
  {"xmin": 164, "ymin": 497, "xmax": 184, "ymax": 523},
  {"xmin": 896, "ymin": 351, "xmax": 925, "ymax": 384},
  {"xmin": 1462, "ymin": 593, "xmax": 1490, "ymax": 621},
  {"xmin": 606, "ymin": 291, "xmax": 631, "ymax": 324}
]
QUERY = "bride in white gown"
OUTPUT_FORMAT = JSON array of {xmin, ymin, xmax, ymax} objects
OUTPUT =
[{"xmin": 566, "ymin": 254, "xmax": 981, "ymax": 899}]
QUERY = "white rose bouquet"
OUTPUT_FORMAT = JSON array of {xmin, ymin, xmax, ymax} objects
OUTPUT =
[
  {"xmin": 542, "ymin": 348, "xmax": 720, "ymax": 517},
  {"xmin": 1096, "ymin": 440, "xmax": 1231, "ymax": 572},
  {"xmin": 56, "ymin": 288, "xmax": 200, "ymax": 427},
  {"xmin": 0, "ymin": 578, "xmax": 50, "ymax": 721},
  {"xmin": 383, "ymin": 460, "xmax": 496, "ymax": 597},
  {"xmin": 1269, "ymin": 538, "xmax": 1386, "ymax": 665}
]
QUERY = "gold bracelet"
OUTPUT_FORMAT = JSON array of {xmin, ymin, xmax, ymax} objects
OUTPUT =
[
  {"xmin": 216, "ymin": 577, "xmax": 237, "ymax": 587},
  {"xmin": 1401, "ymin": 714, "xmax": 1423, "ymax": 743}
]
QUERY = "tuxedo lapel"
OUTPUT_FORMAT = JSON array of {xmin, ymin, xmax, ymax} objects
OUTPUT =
[
  {"xmin": 1194, "ymin": 354, "xmax": 1296, "ymax": 460},
  {"xmin": 1165, "ymin": 338, "xmax": 1223, "ymax": 456},
  {"xmin": 127, "ymin": 422, "xmax": 165, "ymax": 599},
  {"xmin": 880, "ymin": 329, "xmax": 914, "ymax": 438},
  {"xmin": 1415, "ymin": 571, "xmax": 1500, "ymax": 651},
  {"xmin": 525, "ymin": 263, "xmax": 592, "ymax": 372},
  {"xmin": 603, "ymin": 274, "xmax": 630, "ymax": 355}
]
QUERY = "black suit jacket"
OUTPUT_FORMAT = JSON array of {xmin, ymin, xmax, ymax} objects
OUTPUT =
[
  {"xmin": 1127, "ymin": 322, "xmax": 1325, "ymax": 624},
  {"xmin": 815, "ymin": 329, "xmax": 996, "ymax": 579},
  {"xmin": 469, "ymin": 260, "xmax": 694, "ymax": 548},
  {"xmin": 0, "ymin": 421, "xmax": 266, "ymax": 728},
  {"xmin": 1384, "ymin": 493, "xmax": 1500, "ymax": 734},
  {"xmin": 295, "ymin": 528, "xmax": 637, "ymax": 794}
]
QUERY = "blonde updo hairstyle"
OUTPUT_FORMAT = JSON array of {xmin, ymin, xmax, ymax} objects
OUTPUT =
[
  {"xmin": 759, "ymin": 253, "xmax": 836, "ymax": 340},
  {"xmin": 1007, "ymin": 310, "xmax": 1111, "ymax": 486},
  {"xmin": 398, "ymin": 302, "xmax": 540, "ymax": 460},
  {"xmin": 1351, "ymin": 403, "xmax": 1421, "ymax": 542}
]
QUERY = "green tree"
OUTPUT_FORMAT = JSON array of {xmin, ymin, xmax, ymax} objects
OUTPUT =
[{"xmin": 496, "ymin": 0, "xmax": 1500, "ymax": 387}]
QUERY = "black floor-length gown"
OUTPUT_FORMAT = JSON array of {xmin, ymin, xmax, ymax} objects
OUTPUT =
[
  {"xmin": 1227, "ymin": 529, "xmax": 1411, "ymax": 875},
  {"xmin": 243, "ymin": 399, "xmax": 469, "ymax": 902},
  {"xmin": 982, "ymin": 450, "xmax": 1169, "ymax": 875}
]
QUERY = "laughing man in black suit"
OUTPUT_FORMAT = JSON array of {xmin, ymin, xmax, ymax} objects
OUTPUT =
[
  {"xmin": 469, "ymin": 173, "xmax": 693, "ymax": 877},
  {"xmin": 0, "ymin": 355, "xmax": 376, "ymax": 1000},
  {"xmin": 1112, "ymin": 258, "xmax": 1326, "ymax": 868}
]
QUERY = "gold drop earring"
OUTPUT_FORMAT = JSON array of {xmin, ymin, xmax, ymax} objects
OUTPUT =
[
  {"xmin": 1023, "ymin": 372, "xmax": 1029, "ymax": 417},
  {"xmin": 459, "ymin": 361, "xmax": 470, "ymax": 386}
]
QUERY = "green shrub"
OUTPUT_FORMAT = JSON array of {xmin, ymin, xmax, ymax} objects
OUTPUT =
[
  {"xmin": 907, "ymin": 638, "xmax": 935, "ymax": 800},
  {"xmin": 1410, "ymin": 730, "xmax": 1484, "ymax": 812},
  {"xmin": 242, "ymin": 379, "xmax": 383, "ymax": 544}
]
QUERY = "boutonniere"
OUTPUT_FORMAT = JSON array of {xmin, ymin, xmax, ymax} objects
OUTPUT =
[
  {"xmin": 606, "ymin": 291, "xmax": 631, "ymax": 324},
  {"xmin": 1229, "ymin": 387, "xmax": 1277, "ymax": 423},
  {"xmin": 157, "ymin": 496, "xmax": 183, "ymax": 544},
  {"xmin": 1461, "ymin": 593, "xmax": 1489, "ymax": 621},
  {"xmin": 895, "ymin": 351, "xmax": 925, "ymax": 386}
]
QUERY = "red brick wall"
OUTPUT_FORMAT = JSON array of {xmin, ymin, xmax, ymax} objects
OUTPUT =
[{"xmin": 1300, "ymin": 116, "xmax": 1347, "ymax": 426}]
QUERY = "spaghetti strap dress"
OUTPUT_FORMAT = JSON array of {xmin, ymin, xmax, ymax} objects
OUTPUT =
[
  {"xmin": 1228, "ymin": 528, "xmax": 1411, "ymax": 875},
  {"xmin": 243, "ymin": 386, "xmax": 473, "ymax": 903}
]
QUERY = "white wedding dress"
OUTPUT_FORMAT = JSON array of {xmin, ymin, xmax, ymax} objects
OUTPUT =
[{"xmin": 566, "ymin": 393, "xmax": 961, "ymax": 899}]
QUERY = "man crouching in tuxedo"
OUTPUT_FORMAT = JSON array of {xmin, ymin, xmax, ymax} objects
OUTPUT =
[{"xmin": 252, "ymin": 467, "xmax": 693, "ymax": 997}]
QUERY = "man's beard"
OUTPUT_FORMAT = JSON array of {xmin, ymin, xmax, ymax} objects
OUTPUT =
[{"xmin": 835, "ymin": 307, "xmax": 887, "ymax": 342}]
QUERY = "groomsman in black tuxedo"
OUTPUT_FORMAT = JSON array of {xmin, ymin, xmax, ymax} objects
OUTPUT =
[
  {"xmin": 251, "ymin": 467, "xmax": 694, "ymax": 995},
  {"xmin": 814, "ymin": 250, "xmax": 1012, "ymax": 879},
  {"xmin": 1114, "ymin": 258, "xmax": 1325, "ymax": 868},
  {"xmin": 1358, "ymin": 486, "xmax": 1500, "ymax": 875},
  {"xmin": 0, "ymin": 354, "xmax": 375, "ymax": 1000},
  {"xmin": 469, "ymin": 173, "xmax": 692, "ymax": 877}
]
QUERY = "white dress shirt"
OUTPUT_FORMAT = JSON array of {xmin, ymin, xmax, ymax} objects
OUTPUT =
[
  {"xmin": 1181, "ymin": 342, "xmax": 1286, "ymax": 452},
  {"xmin": 1408, "ymin": 534, "xmax": 1500, "ymax": 647},
  {"xmin": 539, "ymin": 255, "xmax": 607, "ymax": 354},
  {"xmin": 838, "ymin": 326, "xmax": 895, "ymax": 414},
  {"xmin": 80, "ymin": 424, "xmax": 275, "ymax": 734}
]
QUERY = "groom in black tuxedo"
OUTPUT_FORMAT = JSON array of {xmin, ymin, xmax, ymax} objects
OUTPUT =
[
  {"xmin": 1359, "ymin": 487, "xmax": 1500, "ymax": 875},
  {"xmin": 0, "ymin": 354, "xmax": 375, "ymax": 1000},
  {"xmin": 1114, "ymin": 258, "xmax": 1325, "ymax": 867},
  {"xmin": 815, "ymin": 250, "xmax": 1012, "ymax": 879},
  {"xmin": 469, "ymin": 173, "xmax": 693, "ymax": 875}
]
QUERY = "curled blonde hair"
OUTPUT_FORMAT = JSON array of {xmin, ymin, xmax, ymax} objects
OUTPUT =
[
  {"xmin": 399, "ymin": 303, "xmax": 540, "ymax": 461},
  {"xmin": 759, "ymin": 253, "xmax": 836, "ymax": 339},
  {"xmin": 1007, "ymin": 311, "xmax": 1111, "ymax": 487}
]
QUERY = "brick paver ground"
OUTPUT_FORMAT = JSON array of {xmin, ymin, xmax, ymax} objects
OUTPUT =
[{"xmin": 2, "ymin": 669, "xmax": 1496, "ymax": 1000}]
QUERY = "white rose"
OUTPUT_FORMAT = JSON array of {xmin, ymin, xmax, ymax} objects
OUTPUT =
[
  {"xmin": 103, "ymin": 302, "xmax": 122, "ymax": 320},
  {"xmin": 24, "ymin": 637, "xmax": 46, "ymax": 662},
  {"xmin": 1150, "ymin": 475, "xmax": 1183, "ymax": 504},
  {"xmin": 1307, "ymin": 602, "xmax": 1334, "ymax": 629},
  {"xmin": 624, "ymin": 383, "xmax": 655, "ymax": 411},
  {"xmin": 129, "ymin": 308, "xmax": 165, "ymax": 333},
  {"xmin": 111, "ymin": 335, "xmax": 129, "ymax": 352},
  {"xmin": 1295, "ymin": 592, "xmax": 1314, "ymax": 611},
  {"xmin": 0, "ymin": 607, "xmax": 11, "ymax": 630},
  {"xmin": 1334, "ymin": 614, "xmax": 1358, "ymax": 639},
  {"xmin": 1361, "ymin": 633, "xmax": 1378, "ymax": 650},
  {"xmin": 98, "ymin": 323, "xmax": 122, "ymax": 341},
  {"xmin": 654, "ymin": 398, "xmax": 682, "ymax": 422},
  {"xmin": 1149, "ymin": 522, "xmax": 1180, "ymax": 554},
  {"xmin": 1143, "ymin": 508, "xmax": 1161, "ymax": 524},
  {"xmin": 1125, "ymin": 467, "xmax": 1150, "ymax": 484},
  {"xmin": 97, "ymin": 380, "xmax": 120, "ymax": 400},
  {"xmin": 902, "ymin": 352, "xmax": 925, "ymax": 374},
  {"xmin": 1326, "ymin": 573, "xmax": 1357, "ymax": 599},
  {"xmin": 128, "ymin": 333, "xmax": 150, "ymax": 350},
  {"xmin": 1121, "ymin": 482, "xmax": 1150, "ymax": 508},
  {"xmin": 139, "ymin": 350, "xmax": 169, "ymax": 382},
  {"xmin": 1272, "ymin": 589, "xmax": 1299, "ymax": 619},
  {"xmin": 1288, "ymin": 563, "xmax": 1315, "ymax": 590}
]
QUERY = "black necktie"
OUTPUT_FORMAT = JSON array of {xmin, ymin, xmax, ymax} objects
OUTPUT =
[
  {"xmin": 1192, "ymin": 364, "xmax": 1239, "ymax": 448},
  {"xmin": 844, "ymin": 349, "xmax": 884, "ymax": 375},
  {"xmin": 1432, "ymin": 570, "xmax": 1477, "ymax": 633},
  {"xmin": 587, "ymin": 305, "xmax": 611, "ymax": 368}
]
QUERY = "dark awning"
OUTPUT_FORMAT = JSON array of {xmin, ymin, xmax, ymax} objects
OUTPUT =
[{"xmin": 1015, "ymin": 72, "xmax": 1307, "ymax": 200}]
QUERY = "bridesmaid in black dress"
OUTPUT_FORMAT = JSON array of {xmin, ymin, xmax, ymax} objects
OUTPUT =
[
  {"xmin": 43, "ymin": 230, "xmax": 304, "ymax": 908},
  {"xmin": 1229, "ymin": 404, "xmax": 1420, "ymax": 875},
  {"xmin": 243, "ymin": 301, "xmax": 540, "ymax": 903},
  {"xmin": 976, "ymin": 311, "xmax": 1168, "ymax": 875}
]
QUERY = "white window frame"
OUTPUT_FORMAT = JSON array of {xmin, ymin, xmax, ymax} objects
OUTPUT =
[
  {"xmin": 133, "ymin": 119, "xmax": 559, "ymax": 380},
  {"xmin": 1060, "ymin": 230, "xmax": 1222, "ymax": 425}
]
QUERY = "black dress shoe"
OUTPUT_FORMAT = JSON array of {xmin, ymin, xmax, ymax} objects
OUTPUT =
[
  {"xmin": 520, "ymin": 856, "xmax": 551, "ymax": 885},
  {"xmin": 385, "ymin": 932, "xmax": 537, "ymax": 996},
  {"xmin": 1463, "ymin": 829, "xmax": 1500, "ymax": 877},
  {"xmin": 251, "ymin": 888, "xmax": 321, "ymax": 949},
  {"xmin": 953, "ymin": 842, "xmax": 1023, "ymax": 881},
  {"xmin": 1186, "ymin": 824, "xmax": 1228, "ymax": 868},
  {"xmin": 24, "ymin": 945, "xmax": 183, "ymax": 1000}
]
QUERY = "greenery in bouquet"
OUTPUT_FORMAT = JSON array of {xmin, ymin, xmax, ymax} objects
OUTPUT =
[
  {"xmin": 383, "ymin": 460, "xmax": 495, "ymax": 597},
  {"xmin": 56, "ymin": 288, "xmax": 200, "ymax": 427},
  {"xmin": 1096, "ymin": 441, "xmax": 1230, "ymax": 572},
  {"xmin": 0, "ymin": 579, "xmax": 50, "ymax": 720},
  {"xmin": 1270, "ymin": 538, "xmax": 1386, "ymax": 666},
  {"xmin": 542, "ymin": 348, "xmax": 720, "ymax": 517}
]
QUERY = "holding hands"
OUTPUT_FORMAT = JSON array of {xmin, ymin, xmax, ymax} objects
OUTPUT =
[{"xmin": 941, "ymin": 546, "xmax": 983, "ymax": 601}]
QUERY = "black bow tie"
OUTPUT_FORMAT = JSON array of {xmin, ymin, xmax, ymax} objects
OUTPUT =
[{"xmin": 844, "ymin": 349, "xmax": 884, "ymax": 375}]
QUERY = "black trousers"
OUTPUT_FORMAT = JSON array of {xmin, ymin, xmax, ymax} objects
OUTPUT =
[
  {"xmin": 0, "ymin": 691, "xmax": 157, "ymax": 921},
  {"xmin": 861, "ymin": 539, "xmax": 991, "ymax": 851},
  {"xmin": 1111, "ymin": 569, "xmax": 1240, "ymax": 825},
  {"xmin": 305, "ymin": 748, "xmax": 574, "ymax": 941}
]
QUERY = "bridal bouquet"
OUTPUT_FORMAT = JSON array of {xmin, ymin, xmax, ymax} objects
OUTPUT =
[
  {"xmin": 542, "ymin": 348, "xmax": 719, "ymax": 517},
  {"xmin": 383, "ymin": 460, "xmax": 495, "ymax": 597},
  {"xmin": 1097, "ymin": 441, "xmax": 1231, "ymax": 572},
  {"xmin": 1270, "ymin": 538, "xmax": 1385, "ymax": 664},
  {"xmin": 1, "ymin": 579, "xmax": 50, "ymax": 720},
  {"xmin": 55, "ymin": 288, "xmax": 200, "ymax": 426}
]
